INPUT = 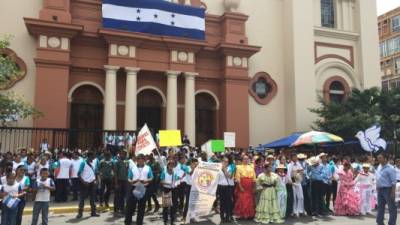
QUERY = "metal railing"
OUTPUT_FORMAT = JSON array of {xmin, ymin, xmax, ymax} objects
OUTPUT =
[{"xmin": 0, "ymin": 127, "xmax": 137, "ymax": 153}]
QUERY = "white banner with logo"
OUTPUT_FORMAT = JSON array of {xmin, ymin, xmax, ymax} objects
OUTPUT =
[{"xmin": 186, "ymin": 161, "xmax": 222, "ymax": 223}]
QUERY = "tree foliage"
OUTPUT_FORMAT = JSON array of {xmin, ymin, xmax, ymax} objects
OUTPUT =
[
  {"xmin": 0, "ymin": 35, "xmax": 42, "ymax": 126},
  {"xmin": 310, "ymin": 87, "xmax": 400, "ymax": 140}
]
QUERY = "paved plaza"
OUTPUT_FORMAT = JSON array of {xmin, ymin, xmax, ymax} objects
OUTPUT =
[{"xmin": 21, "ymin": 210, "xmax": 398, "ymax": 225}]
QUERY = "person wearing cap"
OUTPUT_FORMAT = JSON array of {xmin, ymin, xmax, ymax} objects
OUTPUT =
[
  {"xmin": 334, "ymin": 160, "xmax": 360, "ymax": 216},
  {"xmin": 376, "ymin": 153, "xmax": 397, "ymax": 225},
  {"xmin": 125, "ymin": 153, "xmax": 153, "ymax": 225},
  {"xmin": 355, "ymin": 163, "xmax": 375, "ymax": 215}
]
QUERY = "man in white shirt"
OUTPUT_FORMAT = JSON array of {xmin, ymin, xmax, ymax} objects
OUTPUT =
[
  {"xmin": 71, "ymin": 152, "xmax": 83, "ymax": 201},
  {"xmin": 54, "ymin": 152, "xmax": 72, "ymax": 203},
  {"xmin": 39, "ymin": 139, "xmax": 50, "ymax": 154}
]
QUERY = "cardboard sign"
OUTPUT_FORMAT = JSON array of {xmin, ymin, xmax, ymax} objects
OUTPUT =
[
  {"xmin": 224, "ymin": 132, "xmax": 236, "ymax": 148},
  {"xmin": 159, "ymin": 130, "xmax": 182, "ymax": 147}
]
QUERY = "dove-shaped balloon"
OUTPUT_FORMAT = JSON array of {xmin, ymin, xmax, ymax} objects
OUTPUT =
[{"xmin": 355, "ymin": 125, "xmax": 387, "ymax": 152}]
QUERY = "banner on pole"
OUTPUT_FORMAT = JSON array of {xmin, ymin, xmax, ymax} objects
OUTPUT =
[
  {"xmin": 186, "ymin": 161, "xmax": 222, "ymax": 223},
  {"xmin": 159, "ymin": 130, "xmax": 182, "ymax": 147},
  {"xmin": 224, "ymin": 132, "xmax": 236, "ymax": 148},
  {"xmin": 135, "ymin": 124, "xmax": 157, "ymax": 155}
]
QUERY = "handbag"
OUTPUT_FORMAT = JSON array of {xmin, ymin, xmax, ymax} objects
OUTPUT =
[{"xmin": 132, "ymin": 183, "xmax": 146, "ymax": 200}]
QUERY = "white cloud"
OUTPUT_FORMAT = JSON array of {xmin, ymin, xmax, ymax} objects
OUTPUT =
[{"xmin": 377, "ymin": 0, "xmax": 400, "ymax": 15}]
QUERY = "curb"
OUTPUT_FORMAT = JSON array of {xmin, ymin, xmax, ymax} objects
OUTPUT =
[{"xmin": 23, "ymin": 205, "xmax": 114, "ymax": 216}]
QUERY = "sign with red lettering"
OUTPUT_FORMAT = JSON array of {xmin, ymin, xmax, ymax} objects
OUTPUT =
[{"xmin": 135, "ymin": 124, "xmax": 157, "ymax": 156}]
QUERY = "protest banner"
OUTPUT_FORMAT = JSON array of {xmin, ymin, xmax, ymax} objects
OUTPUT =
[
  {"xmin": 135, "ymin": 124, "xmax": 157, "ymax": 155},
  {"xmin": 224, "ymin": 132, "xmax": 236, "ymax": 148},
  {"xmin": 186, "ymin": 161, "xmax": 222, "ymax": 223},
  {"xmin": 159, "ymin": 130, "xmax": 182, "ymax": 147}
]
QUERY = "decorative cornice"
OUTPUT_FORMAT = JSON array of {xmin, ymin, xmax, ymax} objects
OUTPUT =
[
  {"xmin": 314, "ymin": 27, "xmax": 359, "ymax": 41},
  {"xmin": 24, "ymin": 18, "xmax": 83, "ymax": 38}
]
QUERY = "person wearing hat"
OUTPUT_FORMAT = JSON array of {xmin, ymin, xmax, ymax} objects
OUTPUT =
[
  {"xmin": 334, "ymin": 160, "xmax": 360, "ymax": 216},
  {"xmin": 355, "ymin": 163, "xmax": 375, "ymax": 215},
  {"xmin": 276, "ymin": 164, "xmax": 290, "ymax": 219},
  {"xmin": 125, "ymin": 153, "xmax": 153, "ymax": 225},
  {"xmin": 307, "ymin": 157, "xmax": 326, "ymax": 216},
  {"xmin": 318, "ymin": 153, "xmax": 333, "ymax": 213},
  {"xmin": 287, "ymin": 153, "xmax": 304, "ymax": 217}
]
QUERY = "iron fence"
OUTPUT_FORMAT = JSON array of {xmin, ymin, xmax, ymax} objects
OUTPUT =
[{"xmin": 0, "ymin": 127, "xmax": 136, "ymax": 153}]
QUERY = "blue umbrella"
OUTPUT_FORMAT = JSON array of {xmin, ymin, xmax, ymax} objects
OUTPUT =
[{"xmin": 261, "ymin": 132, "xmax": 304, "ymax": 149}]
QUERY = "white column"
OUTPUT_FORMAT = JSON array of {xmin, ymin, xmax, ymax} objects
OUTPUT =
[
  {"xmin": 165, "ymin": 71, "xmax": 180, "ymax": 130},
  {"xmin": 124, "ymin": 67, "xmax": 140, "ymax": 130},
  {"xmin": 184, "ymin": 72, "xmax": 197, "ymax": 145},
  {"xmin": 104, "ymin": 65, "xmax": 119, "ymax": 130}
]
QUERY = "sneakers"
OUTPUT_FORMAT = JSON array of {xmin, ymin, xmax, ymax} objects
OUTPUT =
[
  {"xmin": 91, "ymin": 213, "xmax": 100, "ymax": 217},
  {"xmin": 76, "ymin": 214, "xmax": 83, "ymax": 219}
]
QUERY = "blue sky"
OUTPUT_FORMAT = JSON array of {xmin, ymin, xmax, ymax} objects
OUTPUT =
[{"xmin": 377, "ymin": 0, "xmax": 400, "ymax": 15}]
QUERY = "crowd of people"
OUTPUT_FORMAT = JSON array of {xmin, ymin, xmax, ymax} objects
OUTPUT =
[{"xmin": 0, "ymin": 139, "xmax": 398, "ymax": 225}]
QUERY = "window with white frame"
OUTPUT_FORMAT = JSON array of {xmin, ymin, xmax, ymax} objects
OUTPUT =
[{"xmin": 321, "ymin": 0, "xmax": 335, "ymax": 28}]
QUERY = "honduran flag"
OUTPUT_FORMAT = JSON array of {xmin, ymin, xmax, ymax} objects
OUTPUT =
[{"xmin": 102, "ymin": 0, "xmax": 206, "ymax": 40}]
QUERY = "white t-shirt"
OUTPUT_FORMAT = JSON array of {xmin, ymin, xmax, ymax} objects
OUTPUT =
[
  {"xmin": 1, "ymin": 182, "xmax": 21, "ymax": 198},
  {"xmin": 57, "ymin": 158, "xmax": 72, "ymax": 179},
  {"xmin": 218, "ymin": 166, "xmax": 235, "ymax": 186},
  {"xmin": 25, "ymin": 161, "xmax": 36, "ymax": 176},
  {"xmin": 12, "ymin": 161, "xmax": 25, "ymax": 171},
  {"xmin": 35, "ymin": 178, "xmax": 54, "ymax": 202},
  {"xmin": 71, "ymin": 158, "xmax": 83, "ymax": 178},
  {"xmin": 78, "ymin": 161, "xmax": 96, "ymax": 183},
  {"xmin": 36, "ymin": 163, "xmax": 49, "ymax": 180}
]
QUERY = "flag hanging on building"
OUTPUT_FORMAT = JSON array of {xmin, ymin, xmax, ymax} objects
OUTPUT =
[{"xmin": 102, "ymin": 0, "xmax": 205, "ymax": 40}]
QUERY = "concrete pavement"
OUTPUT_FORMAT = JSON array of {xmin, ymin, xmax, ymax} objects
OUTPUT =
[{"xmin": 21, "ymin": 210, "xmax": 397, "ymax": 225}]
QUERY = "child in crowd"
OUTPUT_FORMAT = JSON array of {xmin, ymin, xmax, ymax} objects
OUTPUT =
[
  {"xmin": 31, "ymin": 168, "xmax": 55, "ymax": 225},
  {"xmin": 1, "ymin": 170, "xmax": 25, "ymax": 225}
]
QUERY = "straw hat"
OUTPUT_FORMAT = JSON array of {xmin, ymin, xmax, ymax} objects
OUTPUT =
[
  {"xmin": 308, "ymin": 157, "xmax": 320, "ymax": 166},
  {"xmin": 362, "ymin": 163, "xmax": 371, "ymax": 168},
  {"xmin": 318, "ymin": 153, "xmax": 328, "ymax": 158},
  {"xmin": 297, "ymin": 153, "xmax": 307, "ymax": 159},
  {"xmin": 267, "ymin": 155, "xmax": 274, "ymax": 159},
  {"xmin": 276, "ymin": 164, "xmax": 286, "ymax": 169}
]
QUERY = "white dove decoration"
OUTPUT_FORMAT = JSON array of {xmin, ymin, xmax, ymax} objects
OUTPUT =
[{"xmin": 355, "ymin": 125, "xmax": 387, "ymax": 153}]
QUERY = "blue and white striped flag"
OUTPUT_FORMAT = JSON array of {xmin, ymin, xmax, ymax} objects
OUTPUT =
[{"xmin": 102, "ymin": 0, "xmax": 205, "ymax": 40}]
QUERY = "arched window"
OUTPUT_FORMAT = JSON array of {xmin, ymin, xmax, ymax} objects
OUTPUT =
[
  {"xmin": 323, "ymin": 76, "xmax": 350, "ymax": 104},
  {"xmin": 329, "ymin": 81, "xmax": 345, "ymax": 104},
  {"xmin": 321, "ymin": 0, "xmax": 335, "ymax": 28}
]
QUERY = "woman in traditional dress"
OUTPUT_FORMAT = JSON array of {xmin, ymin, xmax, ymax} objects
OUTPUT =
[
  {"xmin": 334, "ymin": 160, "xmax": 360, "ymax": 216},
  {"xmin": 234, "ymin": 154, "xmax": 256, "ymax": 219},
  {"xmin": 254, "ymin": 163, "xmax": 284, "ymax": 224},
  {"xmin": 355, "ymin": 163, "xmax": 375, "ymax": 215},
  {"xmin": 276, "ymin": 164, "xmax": 290, "ymax": 218}
]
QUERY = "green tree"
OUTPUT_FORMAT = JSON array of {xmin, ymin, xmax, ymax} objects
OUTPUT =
[
  {"xmin": 310, "ymin": 88, "xmax": 382, "ymax": 138},
  {"xmin": 0, "ymin": 35, "xmax": 41, "ymax": 126}
]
